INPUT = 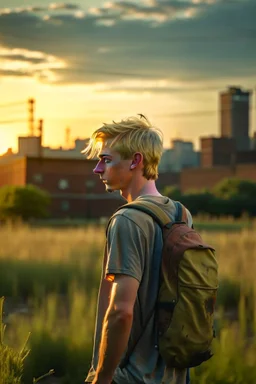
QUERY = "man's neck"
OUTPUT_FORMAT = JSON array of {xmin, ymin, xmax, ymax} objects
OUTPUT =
[{"xmin": 121, "ymin": 180, "xmax": 162, "ymax": 203}]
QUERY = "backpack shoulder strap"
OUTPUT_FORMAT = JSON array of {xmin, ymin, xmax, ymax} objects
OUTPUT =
[
  {"xmin": 121, "ymin": 200, "xmax": 172, "ymax": 228},
  {"xmin": 174, "ymin": 201, "xmax": 189, "ymax": 223},
  {"xmin": 124, "ymin": 200, "xmax": 189, "ymax": 227},
  {"xmin": 107, "ymin": 199, "xmax": 188, "ymax": 236}
]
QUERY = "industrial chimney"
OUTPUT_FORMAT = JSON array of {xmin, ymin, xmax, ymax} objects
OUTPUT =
[
  {"xmin": 38, "ymin": 119, "xmax": 43, "ymax": 157},
  {"xmin": 28, "ymin": 98, "xmax": 35, "ymax": 136}
]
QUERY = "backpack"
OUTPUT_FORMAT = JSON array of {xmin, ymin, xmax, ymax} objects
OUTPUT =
[{"xmin": 111, "ymin": 199, "xmax": 218, "ymax": 369}]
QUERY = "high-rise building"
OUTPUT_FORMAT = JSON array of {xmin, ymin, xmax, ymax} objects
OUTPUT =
[
  {"xmin": 159, "ymin": 139, "xmax": 200, "ymax": 172},
  {"xmin": 220, "ymin": 86, "xmax": 251, "ymax": 151},
  {"xmin": 200, "ymin": 137, "xmax": 236, "ymax": 168}
]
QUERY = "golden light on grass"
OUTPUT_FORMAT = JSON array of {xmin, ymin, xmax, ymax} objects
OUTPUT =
[{"xmin": 1, "ymin": 221, "xmax": 256, "ymax": 383}]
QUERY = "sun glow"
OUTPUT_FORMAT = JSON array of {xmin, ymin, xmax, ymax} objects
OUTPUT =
[{"xmin": 0, "ymin": 143, "xmax": 8, "ymax": 155}]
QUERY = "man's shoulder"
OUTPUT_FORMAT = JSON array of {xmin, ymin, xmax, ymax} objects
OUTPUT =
[
  {"xmin": 111, "ymin": 205, "xmax": 155, "ymax": 225},
  {"xmin": 108, "ymin": 205, "xmax": 157, "ymax": 238}
]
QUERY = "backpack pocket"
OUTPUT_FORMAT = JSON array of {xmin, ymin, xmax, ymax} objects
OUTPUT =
[{"xmin": 158, "ymin": 248, "xmax": 218, "ymax": 368}]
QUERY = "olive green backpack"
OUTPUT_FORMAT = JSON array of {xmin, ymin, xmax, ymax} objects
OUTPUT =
[{"xmin": 116, "ymin": 200, "xmax": 218, "ymax": 369}]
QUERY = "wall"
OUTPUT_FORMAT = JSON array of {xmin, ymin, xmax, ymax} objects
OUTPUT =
[
  {"xmin": 180, "ymin": 163, "xmax": 256, "ymax": 193},
  {"xmin": 156, "ymin": 171, "xmax": 180, "ymax": 191},
  {"xmin": 0, "ymin": 157, "xmax": 27, "ymax": 187},
  {"xmin": 236, "ymin": 164, "xmax": 256, "ymax": 182},
  {"xmin": 26, "ymin": 157, "xmax": 101, "ymax": 194},
  {"xmin": 50, "ymin": 194, "xmax": 124, "ymax": 219},
  {"xmin": 26, "ymin": 157, "xmax": 124, "ymax": 218}
]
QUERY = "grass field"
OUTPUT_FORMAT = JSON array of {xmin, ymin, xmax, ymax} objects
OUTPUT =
[{"xmin": 0, "ymin": 219, "xmax": 256, "ymax": 383}]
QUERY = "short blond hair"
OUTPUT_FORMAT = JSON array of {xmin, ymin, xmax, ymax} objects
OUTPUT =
[{"xmin": 83, "ymin": 115, "xmax": 163, "ymax": 180}]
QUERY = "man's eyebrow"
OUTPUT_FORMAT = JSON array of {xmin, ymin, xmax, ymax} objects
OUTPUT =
[{"xmin": 98, "ymin": 153, "xmax": 112, "ymax": 159}]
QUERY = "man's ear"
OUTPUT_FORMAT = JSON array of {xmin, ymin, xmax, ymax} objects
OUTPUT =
[{"xmin": 130, "ymin": 153, "xmax": 143, "ymax": 169}]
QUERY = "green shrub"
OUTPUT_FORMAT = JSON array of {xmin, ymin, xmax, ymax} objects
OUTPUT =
[
  {"xmin": 181, "ymin": 191, "xmax": 216, "ymax": 215},
  {"xmin": 161, "ymin": 186, "xmax": 182, "ymax": 201},
  {"xmin": 213, "ymin": 178, "xmax": 256, "ymax": 200},
  {"xmin": 0, "ymin": 185, "xmax": 51, "ymax": 221}
]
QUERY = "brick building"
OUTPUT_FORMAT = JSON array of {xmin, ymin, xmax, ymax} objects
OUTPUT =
[
  {"xmin": 0, "ymin": 156, "xmax": 124, "ymax": 219},
  {"xmin": 180, "ymin": 163, "xmax": 256, "ymax": 193},
  {"xmin": 1, "ymin": 153, "xmax": 255, "ymax": 218},
  {"xmin": 236, "ymin": 150, "xmax": 256, "ymax": 164},
  {"xmin": 156, "ymin": 171, "xmax": 180, "ymax": 191},
  {"xmin": 200, "ymin": 137, "xmax": 236, "ymax": 168},
  {"xmin": 220, "ymin": 86, "xmax": 251, "ymax": 151}
]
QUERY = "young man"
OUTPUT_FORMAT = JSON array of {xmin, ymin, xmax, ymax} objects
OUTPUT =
[{"xmin": 84, "ymin": 115, "xmax": 192, "ymax": 384}]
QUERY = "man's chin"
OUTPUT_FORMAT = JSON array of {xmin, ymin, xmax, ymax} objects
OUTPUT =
[
  {"xmin": 105, "ymin": 185, "xmax": 121, "ymax": 194},
  {"xmin": 105, "ymin": 184, "xmax": 114, "ymax": 193}
]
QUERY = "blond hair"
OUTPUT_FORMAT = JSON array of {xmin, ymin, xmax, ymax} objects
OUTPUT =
[{"xmin": 83, "ymin": 115, "xmax": 163, "ymax": 180}]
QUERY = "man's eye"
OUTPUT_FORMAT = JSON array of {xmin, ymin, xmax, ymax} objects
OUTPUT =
[{"xmin": 104, "ymin": 158, "xmax": 111, "ymax": 164}]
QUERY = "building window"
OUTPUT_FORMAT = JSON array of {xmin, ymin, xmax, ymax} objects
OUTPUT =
[
  {"xmin": 58, "ymin": 179, "xmax": 69, "ymax": 190},
  {"xmin": 61, "ymin": 200, "xmax": 70, "ymax": 212},
  {"xmin": 33, "ymin": 173, "xmax": 43, "ymax": 183},
  {"xmin": 85, "ymin": 180, "xmax": 95, "ymax": 189},
  {"xmin": 233, "ymin": 95, "xmax": 248, "ymax": 102}
]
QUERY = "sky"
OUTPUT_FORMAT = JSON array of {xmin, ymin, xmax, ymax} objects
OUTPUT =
[{"xmin": 0, "ymin": 0, "xmax": 256, "ymax": 154}]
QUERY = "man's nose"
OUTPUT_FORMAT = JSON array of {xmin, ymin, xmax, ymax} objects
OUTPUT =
[{"xmin": 93, "ymin": 161, "xmax": 104, "ymax": 174}]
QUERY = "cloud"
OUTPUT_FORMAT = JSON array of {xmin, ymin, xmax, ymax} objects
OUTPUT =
[
  {"xmin": 0, "ymin": 47, "xmax": 66, "ymax": 82},
  {"xmin": 0, "ymin": 0, "xmax": 255, "ymax": 91},
  {"xmin": 0, "ymin": 69, "xmax": 30, "ymax": 77},
  {"xmin": 49, "ymin": 3, "xmax": 80, "ymax": 10},
  {"xmin": 90, "ymin": 0, "xmax": 205, "ymax": 23},
  {"xmin": 0, "ymin": 54, "xmax": 46, "ymax": 64},
  {"xmin": 96, "ymin": 79, "xmax": 227, "ymax": 93},
  {"xmin": 0, "ymin": 3, "xmax": 80, "ymax": 15}
]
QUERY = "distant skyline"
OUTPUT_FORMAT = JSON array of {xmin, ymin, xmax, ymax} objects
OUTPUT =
[{"xmin": 0, "ymin": 0, "xmax": 256, "ymax": 154}]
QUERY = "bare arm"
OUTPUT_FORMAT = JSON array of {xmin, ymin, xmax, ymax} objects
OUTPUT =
[
  {"xmin": 86, "ymin": 248, "xmax": 113, "ymax": 383},
  {"xmin": 92, "ymin": 248, "xmax": 113, "ymax": 364},
  {"xmin": 92, "ymin": 278, "xmax": 113, "ymax": 364},
  {"xmin": 92, "ymin": 274, "xmax": 139, "ymax": 384}
]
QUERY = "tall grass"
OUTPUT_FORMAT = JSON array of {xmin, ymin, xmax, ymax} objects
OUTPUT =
[
  {"xmin": 0, "ymin": 224, "xmax": 104, "ymax": 298},
  {"xmin": 0, "ymin": 221, "xmax": 256, "ymax": 383},
  {"xmin": 0, "ymin": 297, "xmax": 29, "ymax": 384}
]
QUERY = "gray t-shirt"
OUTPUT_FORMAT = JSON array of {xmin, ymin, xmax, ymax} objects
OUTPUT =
[{"xmin": 86, "ymin": 195, "xmax": 192, "ymax": 384}]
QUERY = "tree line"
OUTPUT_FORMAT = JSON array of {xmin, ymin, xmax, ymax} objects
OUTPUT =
[
  {"xmin": 0, "ymin": 178, "xmax": 256, "ymax": 221},
  {"xmin": 163, "ymin": 178, "xmax": 256, "ymax": 218}
]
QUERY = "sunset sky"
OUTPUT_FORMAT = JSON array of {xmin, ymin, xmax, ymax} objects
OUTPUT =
[{"xmin": 0, "ymin": 0, "xmax": 255, "ymax": 154}]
